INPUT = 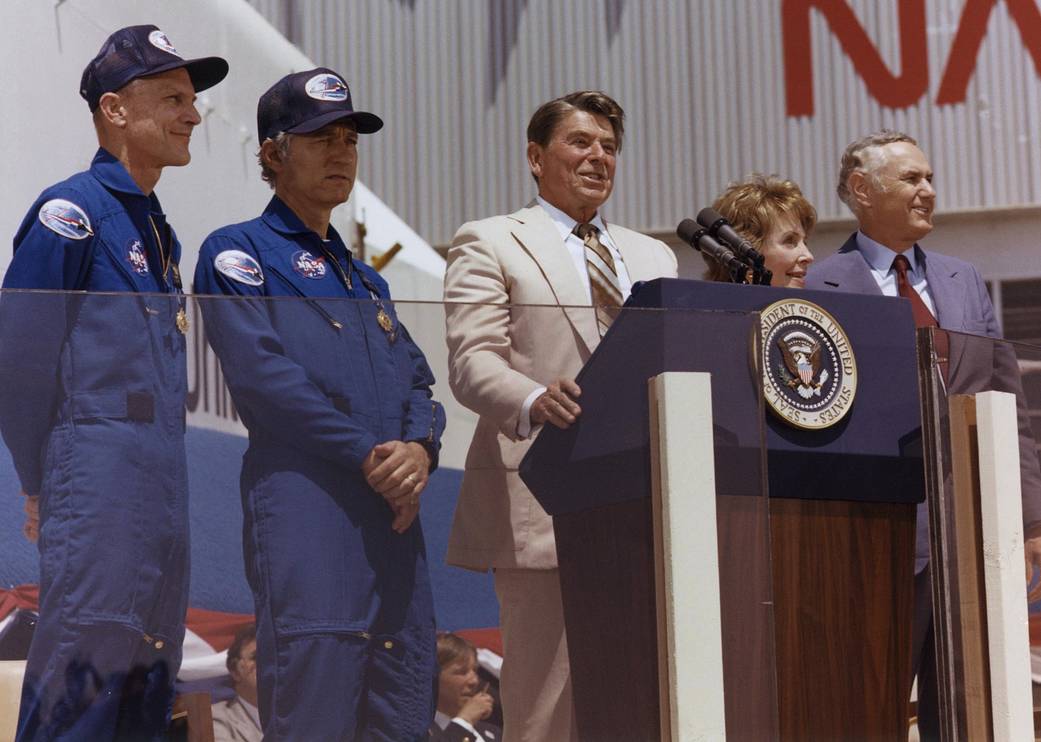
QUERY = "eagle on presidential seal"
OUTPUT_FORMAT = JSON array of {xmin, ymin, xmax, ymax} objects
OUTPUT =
[{"xmin": 776, "ymin": 330, "xmax": 829, "ymax": 399}]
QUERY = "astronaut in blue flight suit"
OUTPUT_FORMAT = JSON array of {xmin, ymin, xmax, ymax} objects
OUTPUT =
[
  {"xmin": 0, "ymin": 26, "xmax": 227, "ymax": 741},
  {"xmin": 193, "ymin": 69, "xmax": 446, "ymax": 741}
]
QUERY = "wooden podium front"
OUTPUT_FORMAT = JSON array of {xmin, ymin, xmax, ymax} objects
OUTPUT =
[
  {"xmin": 769, "ymin": 498, "xmax": 915, "ymax": 740},
  {"xmin": 521, "ymin": 279, "xmax": 923, "ymax": 741}
]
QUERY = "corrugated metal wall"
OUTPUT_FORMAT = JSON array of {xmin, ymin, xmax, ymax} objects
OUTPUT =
[{"xmin": 245, "ymin": 0, "xmax": 1041, "ymax": 246}]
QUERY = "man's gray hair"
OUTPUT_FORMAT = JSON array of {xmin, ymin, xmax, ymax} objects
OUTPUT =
[
  {"xmin": 836, "ymin": 129, "xmax": 918, "ymax": 209},
  {"xmin": 257, "ymin": 132, "xmax": 293, "ymax": 188}
]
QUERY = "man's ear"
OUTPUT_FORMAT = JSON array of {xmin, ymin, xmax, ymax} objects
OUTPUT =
[
  {"xmin": 96, "ymin": 92, "xmax": 128, "ymax": 128},
  {"xmin": 847, "ymin": 170, "xmax": 873, "ymax": 210},
  {"xmin": 260, "ymin": 139, "xmax": 285, "ymax": 175},
  {"xmin": 526, "ymin": 141, "xmax": 543, "ymax": 181}
]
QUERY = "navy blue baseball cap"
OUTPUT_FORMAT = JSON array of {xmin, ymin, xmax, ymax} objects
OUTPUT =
[
  {"xmin": 257, "ymin": 68, "xmax": 383, "ymax": 143},
  {"xmin": 80, "ymin": 25, "xmax": 229, "ymax": 112}
]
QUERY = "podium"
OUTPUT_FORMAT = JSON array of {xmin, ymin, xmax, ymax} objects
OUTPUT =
[{"xmin": 519, "ymin": 279, "xmax": 923, "ymax": 741}]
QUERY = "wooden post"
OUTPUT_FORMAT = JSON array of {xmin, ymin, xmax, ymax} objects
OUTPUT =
[{"xmin": 949, "ymin": 394, "xmax": 993, "ymax": 740}]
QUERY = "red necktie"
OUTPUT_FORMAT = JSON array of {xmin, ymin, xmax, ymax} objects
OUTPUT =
[{"xmin": 892, "ymin": 254, "xmax": 948, "ymax": 379}]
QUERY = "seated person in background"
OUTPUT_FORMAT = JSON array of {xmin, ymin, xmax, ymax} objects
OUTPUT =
[
  {"xmin": 702, "ymin": 174, "xmax": 817, "ymax": 288},
  {"xmin": 430, "ymin": 633, "xmax": 502, "ymax": 741},
  {"xmin": 212, "ymin": 625, "xmax": 261, "ymax": 742}
]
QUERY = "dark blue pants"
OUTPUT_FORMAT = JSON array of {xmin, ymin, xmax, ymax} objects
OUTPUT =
[
  {"xmin": 912, "ymin": 567, "xmax": 939, "ymax": 742},
  {"xmin": 254, "ymin": 620, "xmax": 436, "ymax": 741},
  {"xmin": 17, "ymin": 622, "xmax": 180, "ymax": 742},
  {"xmin": 17, "ymin": 419, "xmax": 187, "ymax": 742},
  {"xmin": 243, "ymin": 461, "xmax": 437, "ymax": 740}
]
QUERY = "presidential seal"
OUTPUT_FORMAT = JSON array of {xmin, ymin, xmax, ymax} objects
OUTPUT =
[{"xmin": 759, "ymin": 298, "xmax": 856, "ymax": 430}]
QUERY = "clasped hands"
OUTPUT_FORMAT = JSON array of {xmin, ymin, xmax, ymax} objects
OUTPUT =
[{"xmin": 362, "ymin": 440, "xmax": 431, "ymax": 534}]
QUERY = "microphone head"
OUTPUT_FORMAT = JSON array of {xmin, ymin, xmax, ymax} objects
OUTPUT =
[
  {"xmin": 676, "ymin": 218, "xmax": 700, "ymax": 244},
  {"xmin": 696, "ymin": 207, "xmax": 725, "ymax": 230}
]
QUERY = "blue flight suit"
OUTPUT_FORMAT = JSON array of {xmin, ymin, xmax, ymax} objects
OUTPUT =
[
  {"xmin": 194, "ymin": 195, "xmax": 445, "ymax": 741},
  {"xmin": 0, "ymin": 148, "xmax": 189, "ymax": 742}
]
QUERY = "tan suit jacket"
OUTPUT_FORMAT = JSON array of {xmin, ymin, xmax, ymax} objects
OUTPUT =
[{"xmin": 444, "ymin": 201, "xmax": 678, "ymax": 570}]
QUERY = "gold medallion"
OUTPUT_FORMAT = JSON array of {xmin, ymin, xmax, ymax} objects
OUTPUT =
[
  {"xmin": 376, "ymin": 309, "xmax": 394, "ymax": 334},
  {"xmin": 176, "ymin": 307, "xmax": 190, "ymax": 335}
]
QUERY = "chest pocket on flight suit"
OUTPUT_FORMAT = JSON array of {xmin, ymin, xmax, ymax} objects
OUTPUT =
[{"xmin": 266, "ymin": 263, "xmax": 358, "ymax": 405}]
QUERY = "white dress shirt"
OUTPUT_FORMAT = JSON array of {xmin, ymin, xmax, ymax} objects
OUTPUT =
[
  {"xmin": 211, "ymin": 695, "xmax": 262, "ymax": 742},
  {"xmin": 534, "ymin": 196, "xmax": 633, "ymax": 302},
  {"xmin": 516, "ymin": 198, "xmax": 633, "ymax": 438},
  {"xmin": 434, "ymin": 709, "xmax": 483, "ymax": 739},
  {"xmin": 855, "ymin": 231, "xmax": 937, "ymax": 316}
]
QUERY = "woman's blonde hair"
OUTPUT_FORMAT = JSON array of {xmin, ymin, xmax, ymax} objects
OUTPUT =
[{"xmin": 703, "ymin": 174, "xmax": 817, "ymax": 282}]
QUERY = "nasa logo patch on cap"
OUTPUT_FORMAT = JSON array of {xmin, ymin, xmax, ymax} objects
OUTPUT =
[
  {"xmin": 126, "ymin": 240, "xmax": 150, "ymax": 275},
  {"xmin": 148, "ymin": 30, "xmax": 181, "ymax": 57},
  {"xmin": 257, "ymin": 67, "xmax": 383, "ymax": 142},
  {"xmin": 38, "ymin": 199, "xmax": 93, "ymax": 240},
  {"xmin": 214, "ymin": 250, "xmax": 265, "ymax": 286},
  {"xmin": 79, "ymin": 25, "xmax": 227, "ymax": 112},
  {"xmin": 305, "ymin": 73, "xmax": 349, "ymax": 102}
]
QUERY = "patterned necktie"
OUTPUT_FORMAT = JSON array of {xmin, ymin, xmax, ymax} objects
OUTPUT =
[
  {"xmin": 574, "ymin": 222, "xmax": 623, "ymax": 336},
  {"xmin": 892, "ymin": 254, "xmax": 948, "ymax": 379}
]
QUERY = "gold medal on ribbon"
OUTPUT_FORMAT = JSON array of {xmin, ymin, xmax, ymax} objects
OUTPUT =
[
  {"xmin": 176, "ymin": 307, "xmax": 190, "ymax": 335},
  {"xmin": 376, "ymin": 309, "xmax": 395, "ymax": 335}
]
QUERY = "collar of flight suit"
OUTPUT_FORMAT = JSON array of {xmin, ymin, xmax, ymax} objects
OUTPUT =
[
  {"xmin": 89, "ymin": 147, "xmax": 165, "ymax": 214},
  {"xmin": 261, "ymin": 194, "xmax": 350, "ymax": 249}
]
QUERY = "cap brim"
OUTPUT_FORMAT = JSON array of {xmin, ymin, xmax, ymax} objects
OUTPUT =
[
  {"xmin": 142, "ymin": 56, "xmax": 230, "ymax": 93},
  {"xmin": 286, "ymin": 109, "xmax": 384, "ymax": 136}
]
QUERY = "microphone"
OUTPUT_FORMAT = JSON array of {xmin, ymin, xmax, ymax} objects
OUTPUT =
[
  {"xmin": 696, "ymin": 208, "xmax": 764, "ymax": 267},
  {"xmin": 675, "ymin": 219, "xmax": 748, "ymax": 279}
]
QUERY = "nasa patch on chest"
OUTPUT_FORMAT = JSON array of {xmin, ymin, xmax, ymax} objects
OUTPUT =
[
  {"xmin": 760, "ymin": 298, "xmax": 857, "ymax": 430},
  {"xmin": 214, "ymin": 250, "xmax": 265, "ymax": 286},
  {"xmin": 126, "ymin": 239, "xmax": 149, "ymax": 275},
  {"xmin": 292, "ymin": 250, "xmax": 327, "ymax": 279}
]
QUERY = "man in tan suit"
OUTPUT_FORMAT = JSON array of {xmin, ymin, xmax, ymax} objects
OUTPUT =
[{"xmin": 443, "ymin": 90, "xmax": 677, "ymax": 742}]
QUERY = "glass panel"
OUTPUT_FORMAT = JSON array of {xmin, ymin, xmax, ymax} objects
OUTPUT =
[
  {"xmin": 918, "ymin": 326, "xmax": 1041, "ymax": 741},
  {"xmin": 0, "ymin": 291, "xmax": 780, "ymax": 739},
  {"xmin": 515, "ymin": 302, "xmax": 776, "ymax": 740},
  {"xmin": 187, "ymin": 292, "xmax": 498, "ymax": 631},
  {"xmin": 1000, "ymin": 278, "xmax": 1041, "ymax": 346}
]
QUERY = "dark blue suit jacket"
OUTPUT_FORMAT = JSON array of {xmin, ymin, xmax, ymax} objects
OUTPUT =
[{"xmin": 807, "ymin": 234, "xmax": 1041, "ymax": 570}]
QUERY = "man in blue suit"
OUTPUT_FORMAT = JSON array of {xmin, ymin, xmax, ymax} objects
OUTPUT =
[
  {"xmin": 194, "ymin": 68, "xmax": 445, "ymax": 741},
  {"xmin": 806, "ymin": 129, "xmax": 1041, "ymax": 740},
  {"xmin": 0, "ymin": 25, "xmax": 227, "ymax": 741}
]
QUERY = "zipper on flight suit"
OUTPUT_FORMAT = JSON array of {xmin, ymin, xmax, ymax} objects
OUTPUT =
[{"xmin": 267, "ymin": 266, "xmax": 343, "ymax": 329}]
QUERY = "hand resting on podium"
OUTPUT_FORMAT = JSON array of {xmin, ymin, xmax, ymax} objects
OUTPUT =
[{"xmin": 530, "ymin": 378, "xmax": 582, "ymax": 430}]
